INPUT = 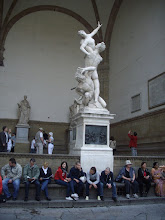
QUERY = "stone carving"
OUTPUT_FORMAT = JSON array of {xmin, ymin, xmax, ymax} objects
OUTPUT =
[
  {"xmin": 17, "ymin": 95, "xmax": 30, "ymax": 125},
  {"xmin": 74, "ymin": 22, "xmax": 107, "ymax": 110}
]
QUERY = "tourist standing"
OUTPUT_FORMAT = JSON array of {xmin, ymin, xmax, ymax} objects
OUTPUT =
[
  {"xmin": 30, "ymin": 137, "xmax": 36, "ymax": 153},
  {"xmin": 0, "ymin": 126, "xmax": 8, "ymax": 152},
  {"xmin": 151, "ymin": 162, "xmax": 165, "ymax": 197},
  {"xmin": 128, "ymin": 130, "xmax": 137, "ymax": 156},
  {"xmin": 116, "ymin": 160, "xmax": 139, "ymax": 199},
  {"xmin": 35, "ymin": 128, "xmax": 44, "ymax": 154},
  {"xmin": 109, "ymin": 136, "xmax": 116, "ymax": 154},
  {"xmin": 54, "ymin": 161, "xmax": 77, "ymax": 200},
  {"xmin": 23, "ymin": 158, "xmax": 40, "ymax": 201},
  {"xmin": 48, "ymin": 132, "xmax": 54, "ymax": 154},
  {"xmin": 11, "ymin": 133, "xmax": 16, "ymax": 152},
  {"xmin": 7, "ymin": 129, "xmax": 12, "ymax": 152},
  {"xmin": 1, "ymin": 158, "xmax": 22, "ymax": 200},
  {"xmin": 39, "ymin": 162, "xmax": 52, "ymax": 201},
  {"xmin": 137, "ymin": 162, "xmax": 152, "ymax": 197},
  {"xmin": 100, "ymin": 167, "xmax": 117, "ymax": 202},
  {"xmin": 85, "ymin": 167, "xmax": 103, "ymax": 201}
]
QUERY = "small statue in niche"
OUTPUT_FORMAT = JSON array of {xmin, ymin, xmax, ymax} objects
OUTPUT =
[{"xmin": 17, "ymin": 95, "xmax": 30, "ymax": 125}]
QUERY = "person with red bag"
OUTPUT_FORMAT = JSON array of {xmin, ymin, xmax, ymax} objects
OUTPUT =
[{"xmin": 128, "ymin": 130, "xmax": 137, "ymax": 156}]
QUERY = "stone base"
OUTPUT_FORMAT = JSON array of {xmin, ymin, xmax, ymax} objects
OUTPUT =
[
  {"xmin": 16, "ymin": 124, "xmax": 30, "ymax": 143},
  {"xmin": 81, "ymin": 146, "xmax": 113, "ymax": 173},
  {"xmin": 14, "ymin": 143, "xmax": 30, "ymax": 153}
]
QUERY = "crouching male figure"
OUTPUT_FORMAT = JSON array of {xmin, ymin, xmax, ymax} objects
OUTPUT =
[
  {"xmin": 1, "ymin": 158, "xmax": 22, "ymax": 200},
  {"xmin": 100, "ymin": 167, "xmax": 118, "ymax": 202}
]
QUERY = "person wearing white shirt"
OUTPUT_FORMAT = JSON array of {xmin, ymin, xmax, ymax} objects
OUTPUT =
[
  {"xmin": 48, "ymin": 132, "xmax": 54, "ymax": 154},
  {"xmin": 30, "ymin": 137, "xmax": 36, "ymax": 153}
]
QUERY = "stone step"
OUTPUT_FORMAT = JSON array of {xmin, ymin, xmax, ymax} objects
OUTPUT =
[
  {"xmin": 7, "ymin": 182, "xmax": 156, "ymax": 200},
  {"xmin": 1, "ymin": 197, "xmax": 164, "ymax": 208}
]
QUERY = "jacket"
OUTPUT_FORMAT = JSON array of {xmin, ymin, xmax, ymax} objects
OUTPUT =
[
  {"xmin": 0, "ymin": 176, "xmax": 2, "ymax": 195},
  {"xmin": 1, "ymin": 163, "xmax": 22, "ymax": 181},
  {"xmin": 86, "ymin": 171, "xmax": 100, "ymax": 185},
  {"xmin": 68, "ymin": 166, "xmax": 84, "ymax": 180},
  {"xmin": 100, "ymin": 171, "xmax": 114, "ymax": 185},
  {"xmin": 128, "ymin": 133, "xmax": 137, "ymax": 148},
  {"xmin": 116, "ymin": 166, "xmax": 135, "ymax": 182},
  {"xmin": 137, "ymin": 168, "xmax": 151, "ymax": 181},
  {"xmin": 23, "ymin": 164, "xmax": 40, "ymax": 182},
  {"xmin": 0, "ymin": 131, "xmax": 6, "ymax": 146},
  {"xmin": 54, "ymin": 167, "xmax": 67, "ymax": 181},
  {"xmin": 39, "ymin": 167, "xmax": 52, "ymax": 179}
]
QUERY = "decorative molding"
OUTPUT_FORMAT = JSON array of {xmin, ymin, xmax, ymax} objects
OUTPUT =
[{"xmin": 0, "ymin": 4, "xmax": 99, "ymax": 66}]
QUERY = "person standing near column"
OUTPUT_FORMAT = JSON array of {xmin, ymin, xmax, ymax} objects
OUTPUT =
[
  {"xmin": 35, "ymin": 128, "xmax": 44, "ymax": 154},
  {"xmin": 128, "ymin": 130, "xmax": 137, "ymax": 156},
  {"xmin": 47, "ymin": 132, "xmax": 54, "ymax": 155},
  {"xmin": 0, "ymin": 126, "xmax": 8, "ymax": 152}
]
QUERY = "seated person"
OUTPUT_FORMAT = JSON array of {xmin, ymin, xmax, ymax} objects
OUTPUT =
[
  {"xmin": 86, "ymin": 167, "xmax": 103, "ymax": 201},
  {"xmin": 68, "ymin": 161, "xmax": 85, "ymax": 197},
  {"xmin": 39, "ymin": 162, "xmax": 52, "ymax": 201},
  {"xmin": 100, "ymin": 167, "xmax": 117, "ymax": 202},
  {"xmin": 116, "ymin": 160, "xmax": 139, "ymax": 199},
  {"xmin": 54, "ymin": 161, "xmax": 77, "ymax": 200},
  {"xmin": 151, "ymin": 162, "xmax": 165, "ymax": 197},
  {"xmin": 137, "ymin": 162, "xmax": 151, "ymax": 197},
  {"xmin": 23, "ymin": 158, "xmax": 40, "ymax": 201},
  {"xmin": 1, "ymin": 158, "xmax": 22, "ymax": 200}
]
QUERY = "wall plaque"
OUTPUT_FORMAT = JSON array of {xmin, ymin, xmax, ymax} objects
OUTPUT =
[
  {"xmin": 148, "ymin": 72, "xmax": 165, "ymax": 109},
  {"xmin": 131, "ymin": 94, "xmax": 141, "ymax": 113},
  {"xmin": 85, "ymin": 125, "xmax": 107, "ymax": 145}
]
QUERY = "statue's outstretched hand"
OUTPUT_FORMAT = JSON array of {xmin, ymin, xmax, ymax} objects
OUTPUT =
[{"xmin": 98, "ymin": 21, "xmax": 102, "ymax": 28}]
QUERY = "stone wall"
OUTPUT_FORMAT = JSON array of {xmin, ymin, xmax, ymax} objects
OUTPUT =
[{"xmin": 111, "ymin": 108, "xmax": 165, "ymax": 155}]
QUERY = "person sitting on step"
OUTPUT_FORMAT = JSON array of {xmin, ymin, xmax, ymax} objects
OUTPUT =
[
  {"xmin": 100, "ymin": 167, "xmax": 118, "ymax": 202},
  {"xmin": 85, "ymin": 166, "xmax": 103, "ymax": 201},
  {"xmin": 23, "ymin": 158, "xmax": 40, "ymax": 201},
  {"xmin": 39, "ymin": 162, "xmax": 53, "ymax": 201},
  {"xmin": 116, "ymin": 160, "xmax": 139, "ymax": 199},
  {"xmin": 54, "ymin": 161, "xmax": 78, "ymax": 200}
]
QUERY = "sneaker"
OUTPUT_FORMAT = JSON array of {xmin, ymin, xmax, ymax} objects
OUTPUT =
[
  {"xmin": 46, "ymin": 197, "xmax": 51, "ymax": 201},
  {"xmin": 126, "ymin": 194, "xmax": 130, "ymax": 199},
  {"xmin": 97, "ymin": 196, "xmax": 101, "ymax": 201},
  {"xmin": 100, "ymin": 196, "xmax": 104, "ymax": 201},
  {"xmin": 133, "ymin": 193, "xmax": 139, "ymax": 198},
  {"xmin": 112, "ymin": 197, "xmax": 118, "ymax": 202},
  {"xmin": 66, "ymin": 196, "xmax": 73, "ymax": 201},
  {"xmin": 71, "ymin": 193, "xmax": 79, "ymax": 198},
  {"xmin": 85, "ymin": 196, "xmax": 89, "ymax": 200}
]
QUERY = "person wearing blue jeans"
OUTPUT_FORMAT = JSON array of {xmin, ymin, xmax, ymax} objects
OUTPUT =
[
  {"xmin": 1, "ymin": 158, "xmax": 22, "ymax": 200},
  {"xmin": 39, "ymin": 162, "xmax": 53, "ymax": 201},
  {"xmin": 55, "ymin": 179, "xmax": 75, "ymax": 197},
  {"xmin": 100, "ymin": 167, "xmax": 117, "ymax": 202},
  {"xmin": 85, "ymin": 167, "xmax": 103, "ymax": 201}
]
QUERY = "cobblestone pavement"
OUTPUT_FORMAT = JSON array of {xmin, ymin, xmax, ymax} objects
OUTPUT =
[{"xmin": 0, "ymin": 203, "xmax": 165, "ymax": 220}]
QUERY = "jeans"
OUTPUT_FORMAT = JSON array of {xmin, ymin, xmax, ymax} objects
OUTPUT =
[
  {"xmin": 41, "ymin": 179, "xmax": 51, "ymax": 198},
  {"xmin": 137, "ymin": 178, "xmax": 151, "ymax": 194},
  {"xmin": 124, "ymin": 179, "xmax": 139, "ymax": 194},
  {"xmin": 73, "ymin": 180, "xmax": 84, "ymax": 196},
  {"xmin": 86, "ymin": 182, "xmax": 103, "ymax": 196},
  {"xmin": 100, "ymin": 181, "xmax": 117, "ymax": 198},
  {"xmin": 55, "ymin": 179, "xmax": 75, "ymax": 197},
  {"xmin": 24, "ymin": 180, "xmax": 40, "ymax": 198},
  {"xmin": 2, "ymin": 178, "xmax": 20, "ymax": 199},
  {"xmin": 131, "ymin": 147, "xmax": 137, "ymax": 156}
]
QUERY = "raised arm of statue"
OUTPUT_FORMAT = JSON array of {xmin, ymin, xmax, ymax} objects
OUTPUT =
[{"xmin": 90, "ymin": 21, "xmax": 102, "ymax": 38}]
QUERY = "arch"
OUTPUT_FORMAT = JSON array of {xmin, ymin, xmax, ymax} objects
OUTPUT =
[{"xmin": 0, "ymin": 5, "xmax": 100, "ymax": 65}]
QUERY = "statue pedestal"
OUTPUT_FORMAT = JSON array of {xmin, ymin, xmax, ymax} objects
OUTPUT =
[
  {"xmin": 69, "ymin": 107, "xmax": 114, "ymax": 173},
  {"xmin": 16, "ymin": 124, "xmax": 30, "ymax": 144}
]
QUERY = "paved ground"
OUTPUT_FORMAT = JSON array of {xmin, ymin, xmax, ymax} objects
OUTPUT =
[{"xmin": 0, "ymin": 203, "xmax": 165, "ymax": 220}]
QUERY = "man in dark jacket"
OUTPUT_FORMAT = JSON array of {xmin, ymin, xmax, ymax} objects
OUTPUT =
[
  {"xmin": 0, "ymin": 126, "xmax": 8, "ymax": 152},
  {"xmin": 68, "ymin": 161, "xmax": 85, "ymax": 197},
  {"xmin": 100, "ymin": 167, "xmax": 117, "ymax": 202}
]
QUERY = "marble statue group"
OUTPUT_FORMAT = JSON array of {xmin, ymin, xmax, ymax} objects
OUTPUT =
[{"xmin": 74, "ymin": 22, "xmax": 106, "ymax": 110}]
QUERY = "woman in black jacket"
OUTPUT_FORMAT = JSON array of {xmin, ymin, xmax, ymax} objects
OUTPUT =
[
  {"xmin": 39, "ymin": 162, "xmax": 53, "ymax": 200},
  {"xmin": 137, "ymin": 162, "xmax": 151, "ymax": 197}
]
